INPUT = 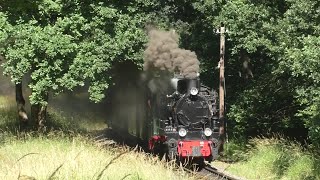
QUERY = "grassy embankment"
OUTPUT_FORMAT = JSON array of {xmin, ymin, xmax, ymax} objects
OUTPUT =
[
  {"xmin": 0, "ymin": 96, "xmax": 192, "ymax": 180},
  {"xmin": 214, "ymin": 137, "xmax": 320, "ymax": 180}
]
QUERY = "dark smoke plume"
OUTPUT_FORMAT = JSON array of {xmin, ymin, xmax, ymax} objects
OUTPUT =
[{"xmin": 143, "ymin": 29, "xmax": 200, "ymax": 78}]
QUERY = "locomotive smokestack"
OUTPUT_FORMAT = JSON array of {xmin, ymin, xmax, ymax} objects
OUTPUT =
[{"xmin": 143, "ymin": 29, "xmax": 200, "ymax": 78}]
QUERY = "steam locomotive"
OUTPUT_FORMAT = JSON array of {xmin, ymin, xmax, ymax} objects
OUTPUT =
[
  {"xmin": 147, "ymin": 76, "xmax": 221, "ymax": 165},
  {"xmin": 109, "ymin": 64, "xmax": 222, "ymax": 166}
]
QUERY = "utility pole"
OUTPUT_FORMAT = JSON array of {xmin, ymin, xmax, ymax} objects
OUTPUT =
[{"xmin": 216, "ymin": 26, "xmax": 226, "ymax": 151}]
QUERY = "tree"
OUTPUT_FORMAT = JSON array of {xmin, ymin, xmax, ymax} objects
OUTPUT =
[
  {"xmin": 213, "ymin": 0, "xmax": 320, "ymax": 144},
  {"xmin": 277, "ymin": 0, "xmax": 320, "ymax": 145},
  {"xmin": 1, "ymin": 0, "xmax": 318, "ymax": 143},
  {"xmin": 0, "ymin": 12, "xmax": 29, "ymax": 124},
  {"xmin": 0, "ymin": 1, "xmax": 152, "ymax": 129}
]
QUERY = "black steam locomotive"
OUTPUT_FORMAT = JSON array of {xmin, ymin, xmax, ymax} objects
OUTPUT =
[
  {"xmin": 109, "ymin": 65, "xmax": 222, "ymax": 165},
  {"xmin": 147, "ymin": 76, "xmax": 221, "ymax": 164}
]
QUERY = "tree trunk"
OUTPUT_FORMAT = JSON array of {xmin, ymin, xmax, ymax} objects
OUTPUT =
[
  {"xmin": 16, "ymin": 83, "xmax": 28, "ymax": 124},
  {"xmin": 31, "ymin": 92, "xmax": 48, "ymax": 131},
  {"xmin": 37, "ymin": 103, "xmax": 47, "ymax": 131}
]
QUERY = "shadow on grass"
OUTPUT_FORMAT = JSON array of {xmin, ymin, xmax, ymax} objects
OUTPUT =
[
  {"xmin": 0, "ymin": 107, "xmax": 26, "ymax": 132},
  {"xmin": 45, "ymin": 111, "xmax": 89, "ymax": 133},
  {"xmin": 0, "ymin": 105, "xmax": 95, "ymax": 138}
]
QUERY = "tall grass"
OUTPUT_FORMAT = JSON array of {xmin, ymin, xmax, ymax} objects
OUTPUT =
[
  {"xmin": 46, "ymin": 109, "xmax": 107, "ymax": 133},
  {"xmin": 0, "ymin": 132, "xmax": 192, "ymax": 180},
  {"xmin": 0, "ymin": 96, "xmax": 22, "ymax": 132},
  {"xmin": 0, "ymin": 96, "xmax": 192, "ymax": 180},
  {"xmin": 218, "ymin": 137, "xmax": 320, "ymax": 180}
]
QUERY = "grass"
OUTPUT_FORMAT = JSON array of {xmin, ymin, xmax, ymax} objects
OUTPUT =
[
  {"xmin": 46, "ymin": 109, "xmax": 108, "ymax": 133},
  {"xmin": 215, "ymin": 137, "xmax": 320, "ymax": 180},
  {"xmin": 0, "ymin": 96, "xmax": 21, "ymax": 132},
  {"xmin": 0, "ymin": 95, "xmax": 192, "ymax": 180},
  {"xmin": 0, "ymin": 132, "xmax": 191, "ymax": 180},
  {"xmin": 47, "ymin": 93, "xmax": 108, "ymax": 132}
]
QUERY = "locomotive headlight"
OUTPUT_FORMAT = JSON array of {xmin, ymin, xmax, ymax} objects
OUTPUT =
[
  {"xmin": 190, "ymin": 87, "xmax": 198, "ymax": 96},
  {"xmin": 204, "ymin": 128, "xmax": 213, "ymax": 137},
  {"xmin": 178, "ymin": 128, "xmax": 187, "ymax": 137}
]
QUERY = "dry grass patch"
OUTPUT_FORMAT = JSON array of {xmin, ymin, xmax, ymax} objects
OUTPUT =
[{"xmin": 0, "ymin": 132, "xmax": 192, "ymax": 180}]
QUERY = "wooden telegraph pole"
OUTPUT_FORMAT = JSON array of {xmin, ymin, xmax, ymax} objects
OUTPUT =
[{"xmin": 217, "ymin": 26, "xmax": 226, "ymax": 151}]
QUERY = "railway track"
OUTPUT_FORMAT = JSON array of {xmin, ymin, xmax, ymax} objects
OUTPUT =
[{"xmin": 197, "ymin": 165, "xmax": 245, "ymax": 180}]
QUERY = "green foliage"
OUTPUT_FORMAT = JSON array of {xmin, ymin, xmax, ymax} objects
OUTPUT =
[
  {"xmin": 215, "ymin": 0, "xmax": 320, "ymax": 145},
  {"xmin": 217, "ymin": 0, "xmax": 275, "ymax": 54},
  {"xmin": 274, "ymin": 0, "xmax": 319, "ymax": 145},
  {"xmin": 286, "ymin": 36, "xmax": 320, "ymax": 146},
  {"xmin": 3, "ymin": 21, "xmax": 78, "ymax": 104},
  {"xmin": 1, "ymin": 1, "xmax": 151, "ymax": 103},
  {"xmin": 0, "ymin": 12, "xmax": 11, "ymax": 53}
]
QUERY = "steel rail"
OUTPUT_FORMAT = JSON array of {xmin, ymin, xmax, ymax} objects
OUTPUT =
[{"xmin": 198, "ymin": 165, "xmax": 245, "ymax": 180}]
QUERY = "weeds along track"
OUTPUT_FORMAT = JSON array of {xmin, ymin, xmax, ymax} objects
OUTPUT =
[
  {"xmin": 197, "ymin": 165, "xmax": 245, "ymax": 180},
  {"xmin": 95, "ymin": 129, "xmax": 245, "ymax": 180}
]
